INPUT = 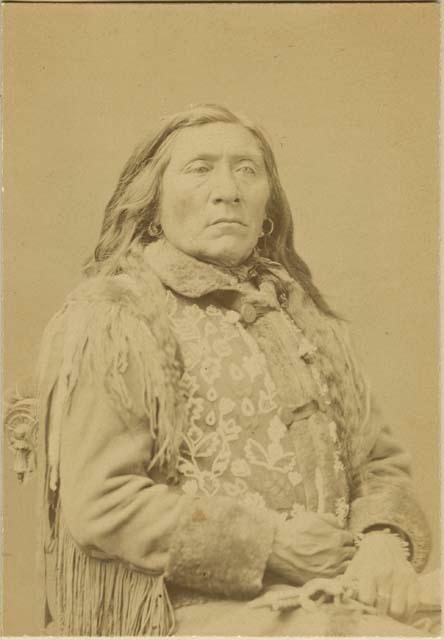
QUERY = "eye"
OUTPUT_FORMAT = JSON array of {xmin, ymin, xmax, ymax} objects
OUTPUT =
[
  {"xmin": 185, "ymin": 162, "xmax": 212, "ymax": 175},
  {"xmin": 236, "ymin": 163, "xmax": 257, "ymax": 176}
]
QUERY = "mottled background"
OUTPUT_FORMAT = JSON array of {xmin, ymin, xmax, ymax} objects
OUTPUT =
[{"xmin": 3, "ymin": 3, "xmax": 440, "ymax": 634}]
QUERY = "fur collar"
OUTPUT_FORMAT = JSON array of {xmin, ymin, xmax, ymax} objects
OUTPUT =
[{"xmin": 143, "ymin": 238, "xmax": 294, "ymax": 311}]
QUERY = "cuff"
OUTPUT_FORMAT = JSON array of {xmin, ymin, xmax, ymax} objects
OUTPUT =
[
  {"xmin": 348, "ymin": 486, "xmax": 431, "ymax": 572},
  {"xmin": 165, "ymin": 496, "xmax": 276, "ymax": 597}
]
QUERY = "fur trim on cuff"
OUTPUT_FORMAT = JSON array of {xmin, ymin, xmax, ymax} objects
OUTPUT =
[
  {"xmin": 348, "ymin": 487, "xmax": 431, "ymax": 572},
  {"xmin": 165, "ymin": 496, "xmax": 276, "ymax": 597}
]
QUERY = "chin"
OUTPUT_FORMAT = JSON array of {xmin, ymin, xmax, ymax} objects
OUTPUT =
[{"xmin": 193, "ymin": 234, "xmax": 256, "ymax": 268}]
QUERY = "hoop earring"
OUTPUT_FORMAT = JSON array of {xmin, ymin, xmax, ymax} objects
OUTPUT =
[
  {"xmin": 148, "ymin": 221, "xmax": 163, "ymax": 238},
  {"xmin": 260, "ymin": 217, "xmax": 274, "ymax": 237}
]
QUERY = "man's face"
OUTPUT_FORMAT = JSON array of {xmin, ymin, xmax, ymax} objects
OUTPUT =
[{"xmin": 158, "ymin": 122, "xmax": 270, "ymax": 267}]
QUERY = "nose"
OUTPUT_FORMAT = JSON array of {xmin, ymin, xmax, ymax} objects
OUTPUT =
[{"xmin": 210, "ymin": 166, "xmax": 240, "ymax": 205}]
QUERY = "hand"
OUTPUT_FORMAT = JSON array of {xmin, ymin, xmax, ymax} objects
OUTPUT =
[
  {"xmin": 267, "ymin": 512, "xmax": 355, "ymax": 585},
  {"xmin": 343, "ymin": 531, "xmax": 420, "ymax": 621}
]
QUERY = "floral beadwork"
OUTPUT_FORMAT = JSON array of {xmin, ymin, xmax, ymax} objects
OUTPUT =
[
  {"xmin": 244, "ymin": 416, "xmax": 298, "ymax": 476},
  {"xmin": 167, "ymin": 294, "xmax": 350, "ymax": 521}
]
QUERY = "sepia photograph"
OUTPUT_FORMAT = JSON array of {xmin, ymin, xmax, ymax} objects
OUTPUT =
[{"xmin": 3, "ymin": 2, "xmax": 441, "ymax": 636}]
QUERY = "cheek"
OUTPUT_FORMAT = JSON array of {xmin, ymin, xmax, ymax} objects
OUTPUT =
[
  {"xmin": 158, "ymin": 192, "xmax": 185, "ymax": 228},
  {"xmin": 159, "ymin": 193, "xmax": 208, "ymax": 245},
  {"xmin": 248, "ymin": 185, "xmax": 270, "ymax": 224},
  {"xmin": 161, "ymin": 182, "xmax": 205, "ymax": 220}
]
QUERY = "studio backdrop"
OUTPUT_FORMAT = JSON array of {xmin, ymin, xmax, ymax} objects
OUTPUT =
[{"xmin": 3, "ymin": 3, "xmax": 440, "ymax": 634}]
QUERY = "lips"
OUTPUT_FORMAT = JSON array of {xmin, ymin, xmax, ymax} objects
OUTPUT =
[{"xmin": 210, "ymin": 218, "xmax": 246, "ymax": 227}]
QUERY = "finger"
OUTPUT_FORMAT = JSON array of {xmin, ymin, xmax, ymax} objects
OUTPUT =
[
  {"xmin": 406, "ymin": 580, "xmax": 420, "ymax": 622},
  {"xmin": 376, "ymin": 571, "xmax": 393, "ymax": 616},
  {"xmin": 342, "ymin": 576, "xmax": 358, "ymax": 599},
  {"xmin": 376, "ymin": 590, "xmax": 392, "ymax": 616},
  {"xmin": 388, "ymin": 575, "xmax": 409, "ymax": 621},
  {"xmin": 359, "ymin": 575, "xmax": 378, "ymax": 607}
]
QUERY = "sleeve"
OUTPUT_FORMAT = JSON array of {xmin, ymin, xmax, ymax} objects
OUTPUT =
[
  {"xmin": 52, "ymin": 288, "xmax": 276, "ymax": 598},
  {"xmin": 338, "ymin": 325, "xmax": 432, "ymax": 572},
  {"xmin": 347, "ymin": 398, "xmax": 431, "ymax": 572}
]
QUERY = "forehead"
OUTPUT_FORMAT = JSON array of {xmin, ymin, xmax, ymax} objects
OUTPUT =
[{"xmin": 168, "ymin": 122, "xmax": 264, "ymax": 163}]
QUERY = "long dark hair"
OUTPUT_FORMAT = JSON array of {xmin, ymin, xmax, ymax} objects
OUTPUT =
[{"xmin": 85, "ymin": 104, "xmax": 336, "ymax": 317}]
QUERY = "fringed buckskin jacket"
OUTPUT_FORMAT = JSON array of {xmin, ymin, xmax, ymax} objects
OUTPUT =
[{"xmin": 36, "ymin": 238, "xmax": 430, "ymax": 636}]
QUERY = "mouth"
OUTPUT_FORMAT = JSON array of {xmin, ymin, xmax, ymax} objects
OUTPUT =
[{"xmin": 210, "ymin": 218, "xmax": 247, "ymax": 227}]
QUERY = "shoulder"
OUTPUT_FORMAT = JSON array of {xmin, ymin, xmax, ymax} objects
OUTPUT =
[
  {"xmin": 66, "ymin": 265, "xmax": 167, "ymax": 319},
  {"xmin": 48, "ymin": 263, "xmax": 170, "ymax": 336},
  {"xmin": 37, "ymin": 265, "xmax": 175, "ymax": 389}
]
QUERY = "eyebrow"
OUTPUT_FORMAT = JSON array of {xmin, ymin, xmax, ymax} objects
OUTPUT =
[{"xmin": 183, "ymin": 152, "xmax": 264, "ymax": 165}]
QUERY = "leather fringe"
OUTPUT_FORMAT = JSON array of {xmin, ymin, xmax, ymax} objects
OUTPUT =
[
  {"xmin": 56, "ymin": 517, "xmax": 176, "ymax": 636},
  {"xmin": 38, "ymin": 269, "xmax": 185, "ymax": 498}
]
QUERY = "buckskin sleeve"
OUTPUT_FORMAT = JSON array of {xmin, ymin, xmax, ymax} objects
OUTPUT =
[
  {"xmin": 52, "ymin": 288, "xmax": 276, "ymax": 598},
  {"xmin": 348, "ymin": 398, "xmax": 431, "ymax": 572}
]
